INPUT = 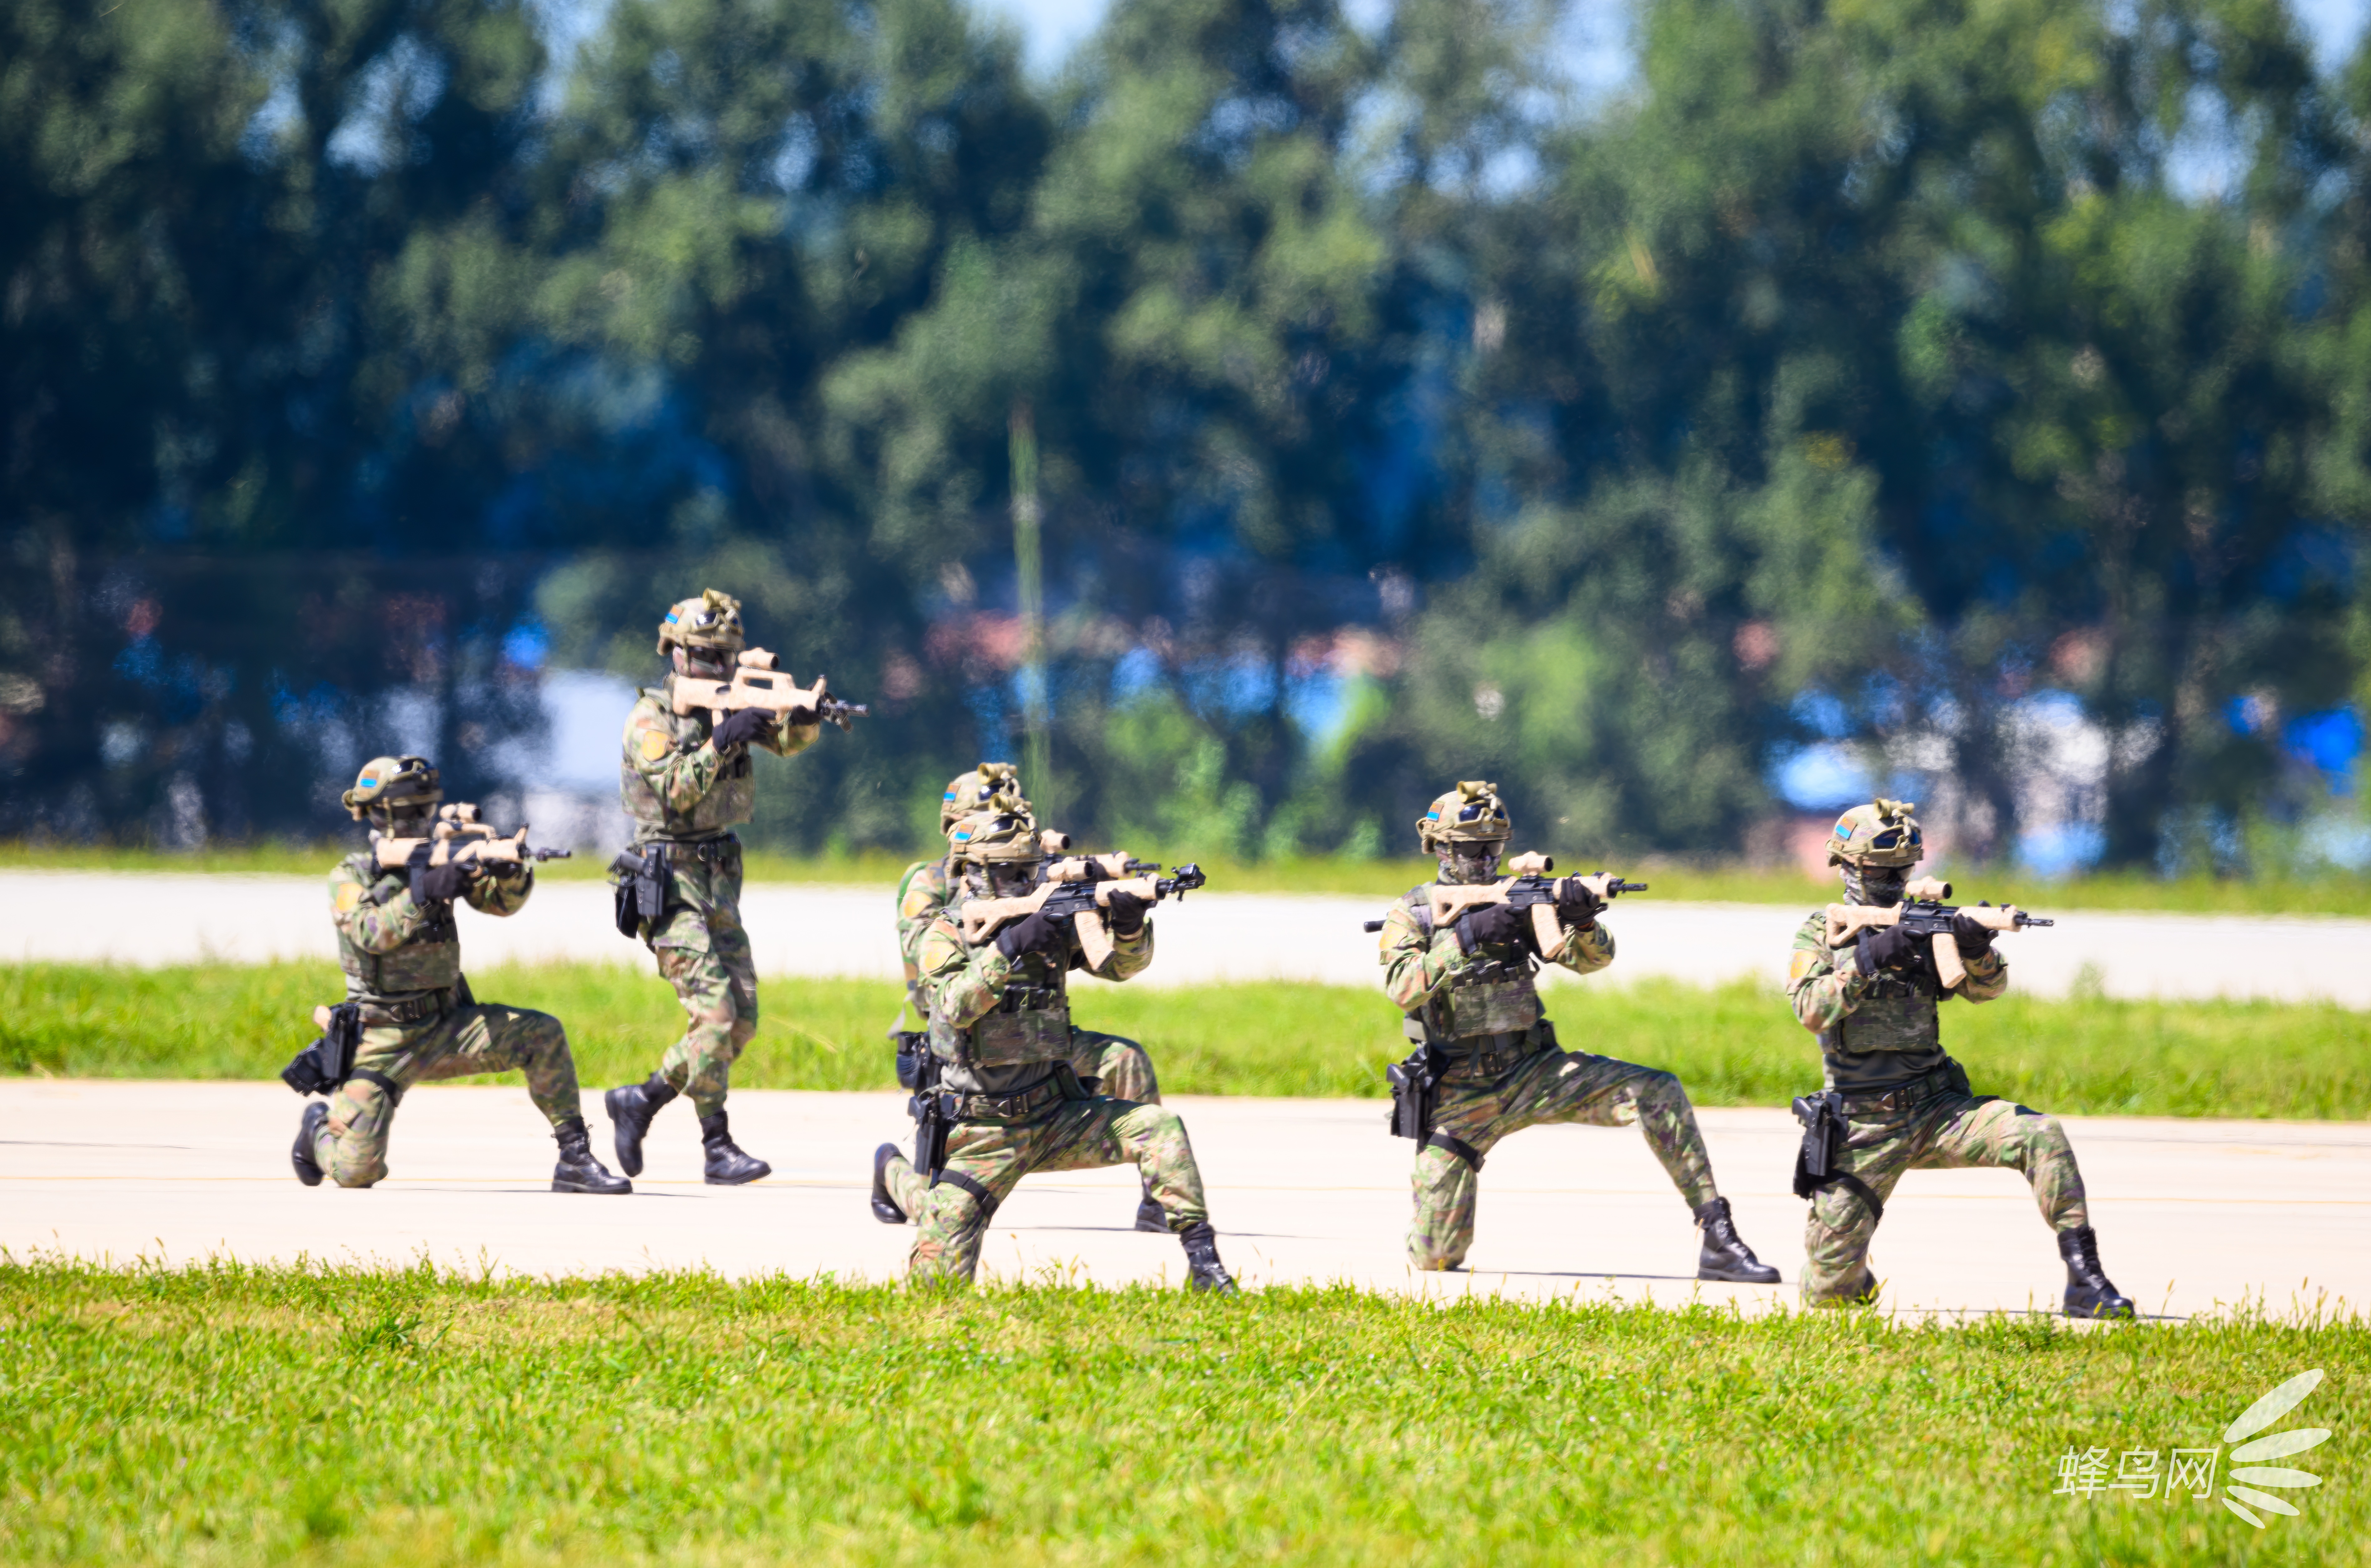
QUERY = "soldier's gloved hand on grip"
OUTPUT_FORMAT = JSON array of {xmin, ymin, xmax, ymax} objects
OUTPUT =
[
  {"xmin": 1103, "ymin": 889, "xmax": 1148, "ymax": 937},
  {"xmin": 1950, "ymin": 911, "xmax": 1997, "ymax": 956},
  {"xmin": 1555, "ymin": 878, "xmax": 1604, "ymax": 927},
  {"xmin": 1857, "ymin": 922, "xmax": 1917, "ymax": 975},
  {"xmin": 710, "ymin": 707, "xmax": 776, "ymax": 752},
  {"xmin": 417, "ymin": 860, "xmax": 469, "ymax": 904},
  {"xmin": 994, "ymin": 910, "xmax": 1062, "ymax": 959},
  {"xmin": 784, "ymin": 704, "xmax": 818, "ymax": 727},
  {"xmin": 1455, "ymin": 901, "xmax": 1525, "ymax": 954}
]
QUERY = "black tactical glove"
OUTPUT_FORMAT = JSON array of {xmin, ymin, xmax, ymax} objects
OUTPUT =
[
  {"xmin": 783, "ymin": 703, "xmax": 818, "ymax": 727},
  {"xmin": 1950, "ymin": 911, "xmax": 1997, "ymax": 957},
  {"xmin": 1555, "ymin": 877, "xmax": 1604, "ymax": 927},
  {"xmin": 994, "ymin": 909, "xmax": 1062, "ymax": 960},
  {"xmin": 417, "ymin": 860, "xmax": 469, "ymax": 904},
  {"xmin": 710, "ymin": 707, "xmax": 777, "ymax": 752},
  {"xmin": 1857, "ymin": 922, "xmax": 1917, "ymax": 975},
  {"xmin": 1456, "ymin": 901, "xmax": 1525, "ymax": 954},
  {"xmin": 1103, "ymin": 888, "xmax": 1148, "ymax": 937}
]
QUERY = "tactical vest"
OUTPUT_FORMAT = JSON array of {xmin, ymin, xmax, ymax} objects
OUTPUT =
[
  {"xmin": 336, "ymin": 859, "xmax": 461, "ymax": 998},
  {"xmin": 1820, "ymin": 968, "xmax": 1947, "ymax": 1093},
  {"xmin": 619, "ymin": 687, "xmax": 756, "ymax": 839},
  {"xmin": 1406, "ymin": 883, "xmax": 1545, "ymax": 1041},
  {"xmin": 928, "ymin": 961, "xmax": 1072, "ymax": 1069}
]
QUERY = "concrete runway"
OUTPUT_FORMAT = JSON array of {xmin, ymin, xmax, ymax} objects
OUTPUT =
[
  {"xmin": 5, "ymin": 869, "xmax": 2370, "ymax": 1004},
  {"xmin": 6, "ymin": 1080, "xmax": 2363, "ymax": 1319}
]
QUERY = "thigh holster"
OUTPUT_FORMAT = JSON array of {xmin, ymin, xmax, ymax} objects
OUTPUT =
[{"xmin": 1790, "ymin": 1091, "xmax": 1883, "ymax": 1221}]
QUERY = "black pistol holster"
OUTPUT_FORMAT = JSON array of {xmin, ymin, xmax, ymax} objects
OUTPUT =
[
  {"xmin": 609, "ymin": 844, "xmax": 670, "ymax": 938},
  {"xmin": 1386, "ymin": 1019, "xmax": 1441, "ymax": 1141},
  {"xmin": 1791, "ymin": 1090, "xmax": 1883, "ymax": 1220},
  {"xmin": 280, "ymin": 1003, "xmax": 362, "ymax": 1097}
]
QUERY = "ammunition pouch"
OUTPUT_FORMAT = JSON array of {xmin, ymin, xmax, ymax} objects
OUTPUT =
[
  {"xmin": 931, "ymin": 985, "xmax": 1072, "ymax": 1069},
  {"xmin": 1790, "ymin": 1091, "xmax": 1883, "ymax": 1221},
  {"xmin": 280, "ymin": 1003, "xmax": 361, "ymax": 1097},
  {"xmin": 1436, "ymin": 962, "xmax": 1543, "ymax": 1041}
]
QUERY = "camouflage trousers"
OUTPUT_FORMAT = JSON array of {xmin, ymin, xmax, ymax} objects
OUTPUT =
[
  {"xmin": 313, "ymin": 1001, "xmax": 579, "ymax": 1188},
  {"xmin": 1409, "ymin": 1045, "xmax": 1719, "ymax": 1271},
  {"xmin": 1072, "ymin": 1027, "xmax": 1160, "ymax": 1105},
  {"xmin": 882, "ymin": 1090, "xmax": 1210, "ymax": 1286},
  {"xmin": 642, "ymin": 849, "xmax": 758, "ymax": 1118},
  {"xmin": 1802, "ymin": 1088, "xmax": 2090, "ymax": 1305}
]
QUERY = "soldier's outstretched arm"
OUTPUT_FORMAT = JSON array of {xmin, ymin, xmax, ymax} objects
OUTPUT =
[
  {"xmin": 1076, "ymin": 913, "xmax": 1153, "ymax": 982},
  {"xmin": 1379, "ymin": 903, "xmax": 1461, "ymax": 1012},
  {"xmin": 1541, "ymin": 918, "xmax": 1616, "ymax": 976},
  {"xmin": 624, "ymin": 703, "xmax": 729, "ymax": 814},
  {"xmin": 1786, "ymin": 911, "xmax": 1867, "ymax": 1034},
  {"xmin": 757, "ymin": 715, "xmax": 820, "ymax": 758},
  {"xmin": 917, "ymin": 917, "xmax": 1010, "ymax": 1029},
  {"xmin": 461, "ymin": 861, "xmax": 533, "ymax": 918},
  {"xmin": 330, "ymin": 862, "xmax": 430, "ymax": 955}
]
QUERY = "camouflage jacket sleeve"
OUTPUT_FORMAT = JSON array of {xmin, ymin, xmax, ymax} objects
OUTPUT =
[
  {"xmin": 1071, "ymin": 910, "xmax": 1152, "ymax": 983},
  {"xmin": 1378, "ymin": 899, "xmax": 1460, "ymax": 1012},
  {"xmin": 330, "ymin": 859, "xmax": 430, "ymax": 955},
  {"xmin": 623, "ymin": 697, "xmax": 729, "ymax": 816},
  {"xmin": 1541, "ymin": 914, "xmax": 1616, "ymax": 976},
  {"xmin": 755, "ymin": 715, "xmax": 818, "ymax": 758},
  {"xmin": 1787, "ymin": 910, "xmax": 2010, "ymax": 1033},
  {"xmin": 460, "ymin": 862, "xmax": 533, "ymax": 918},
  {"xmin": 916, "ymin": 913, "xmax": 1015, "ymax": 1030},
  {"xmin": 895, "ymin": 860, "xmax": 950, "ymax": 981}
]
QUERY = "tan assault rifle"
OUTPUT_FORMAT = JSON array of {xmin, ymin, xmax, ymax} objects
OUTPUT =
[
  {"xmin": 1414, "ymin": 853, "xmax": 1648, "ymax": 951},
  {"xmin": 670, "ymin": 648, "xmax": 870, "ymax": 731},
  {"xmin": 1823, "ymin": 877, "xmax": 2055, "ymax": 989},
  {"xmin": 956, "ymin": 863, "xmax": 1208, "ymax": 969},
  {"xmin": 370, "ymin": 802, "xmax": 572, "ymax": 901}
]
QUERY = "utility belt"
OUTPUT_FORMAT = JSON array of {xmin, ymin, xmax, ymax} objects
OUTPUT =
[
  {"xmin": 276, "ymin": 987, "xmax": 450, "ymax": 1106},
  {"xmin": 1384, "ymin": 1018, "xmax": 1556, "ymax": 1149},
  {"xmin": 1788, "ymin": 1062, "xmax": 1969, "ymax": 1219},
  {"xmin": 354, "ymin": 987, "xmax": 458, "ymax": 1027},
  {"xmin": 904, "ymin": 1066, "xmax": 1081, "ymax": 1178},
  {"xmin": 609, "ymin": 836, "xmax": 736, "ymax": 937}
]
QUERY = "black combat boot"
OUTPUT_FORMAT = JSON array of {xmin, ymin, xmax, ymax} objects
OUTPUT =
[
  {"xmin": 699, "ymin": 1110, "xmax": 772, "ymax": 1185},
  {"xmin": 1179, "ymin": 1220, "xmax": 1239, "ymax": 1295},
  {"xmin": 552, "ymin": 1117, "xmax": 633, "ymax": 1195},
  {"xmin": 1694, "ymin": 1196, "xmax": 1781, "ymax": 1284},
  {"xmin": 602, "ymin": 1074, "xmax": 678, "ymax": 1177},
  {"xmin": 871, "ymin": 1142, "xmax": 908, "ymax": 1224},
  {"xmin": 291, "ymin": 1102, "xmax": 327, "ymax": 1187},
  {"xmin": 1133, "ymin": 1175, "xmax": 1167, "ymax": 1233},
  {"xmin": 2058, "ymin": 1225, "xmax": 2135, "ymax": 1319}
]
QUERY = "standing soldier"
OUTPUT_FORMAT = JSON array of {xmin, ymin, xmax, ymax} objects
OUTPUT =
[
  {"xmin": 603, "ymin": 590, "xmax": 818, "ymax": 1185},
  {"xmin": 867, "ymin": 809, "xmax": 1235, "ymax": 1291},
  {"xmin": 1786, "ymin": 800, "xmax": 2132, "ymax": 1316},
  {"xmin": 886, "ymin": 764, "xmax": 1167, "ymax": 1231},
  {"xmin": 291, "ymin": 756, "xmax": 629, "ymax": 1195},
  {"xmin": 1379, "ymin": 781, "xmax": 1778, "ymax": 1282}
]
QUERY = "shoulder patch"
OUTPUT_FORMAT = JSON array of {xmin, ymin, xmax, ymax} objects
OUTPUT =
[
  {"xmin": 334, "ymin": 882, "xmax": 363, "ymax": 915},
  {"xmin": 639, "ymin": 728, "xmax": 671, "ymax": 763},
  {"xmin": 1789, "ymin": 947, "xmax": 1818, "ymax": 983}
]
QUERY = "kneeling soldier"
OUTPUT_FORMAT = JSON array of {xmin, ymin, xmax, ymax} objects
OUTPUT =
[
  {"xmin": 291, "ymin": 756, "xmax": 628, "ymax": 1194},
  {"xmin": 1787, "ymin": 800, "xmax": 2131, "ymax": 1316},
  {"xmin": 888, "ymin": 762, "xmax": 1166, "ymax": 1230},
  {"xmin": 870, "ymin": 808, "xmax": 1235, "ymax": 1290},
  {"xmin": 1380, "ymin": 781, "xmax": 1777, "ymax": 1282}
]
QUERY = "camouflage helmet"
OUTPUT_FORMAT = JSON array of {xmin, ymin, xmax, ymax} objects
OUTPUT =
[
  {"xmin": 940, "ymin": 762, "xmax": 1026, "ymax": 834},
  {"xmin": 947, "ymin": 808, "xmax": 1044, "ymax": 867},
  {"xmin": 341, "ymin": 755, "xmax": 440, "ymax": 820},
  {"xmin": 655, "ymin": 589, "xmax": 745, "ymax": 656},
  {"xmin": 1826, "ymin": 798, "xmax": 1925, "ymax": 868},
  {"xmin": 1416, "ymin": 780, "xmax": 1511, "ymax": 851}
]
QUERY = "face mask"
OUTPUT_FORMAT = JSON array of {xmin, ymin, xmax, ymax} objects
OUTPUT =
[
  {"xmin": 1441, "ymin": 846, "xmax": 1503, "ymax": 885},
  {"xmin": 1844, "ymin": 866, "xmax": 1907, "ymax": 908},
  {"xmin": 981, "ymin": 863, "xmax": 1038, "ymax": 898}
]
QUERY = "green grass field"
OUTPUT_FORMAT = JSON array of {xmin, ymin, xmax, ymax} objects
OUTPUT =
[
  {"xmin": 3, "ymin": 962, "xmax": 2364, "ymax": 1120},
  {"xmin": 0, "ymin": 1258, "xmax": 2360, "ymax": 1566},
  {"xmin": 5, "ymin": 838, "xmax": 2368, "ymax": 914}
]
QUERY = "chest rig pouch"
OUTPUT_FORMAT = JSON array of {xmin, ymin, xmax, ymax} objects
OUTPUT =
[
  {"xmin": 1438, "ymin": 956, "xmax": 1543, "ymax": 1040},
  {"xmin": 1826, "ymin": 969, "xmax": 1942, "ymax": 1057},
  {"xmin": 931, "ymin": 982, "xmax": 1073, "ymax": 1069},
  {"xmin": 339, "ymin": 874, "xmax": 462, "ymax": 996}
]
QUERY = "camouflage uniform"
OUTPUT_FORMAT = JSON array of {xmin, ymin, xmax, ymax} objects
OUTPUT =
[
  {"xmin": 895, "ymin": 853, "xmax": 1160, "ymax": 1103},
  {"xmin": 619, "ymin": 681, "xmax": 816, "ymax": 1117},
  {"xmin": 877, "ymin": 834, "xmax": 1220, "ymax": 1287},
  {"xmin": 310, "ymin": 854, "xmax": 579, "ymax": 1187},
  {"xmin": 1380, "ymin": 884, "xmax": 1720, "ymax": 1270},
  {"xmin": 1787, "ymin": 909, "xmax": 2090, "ymax": 1303}
]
